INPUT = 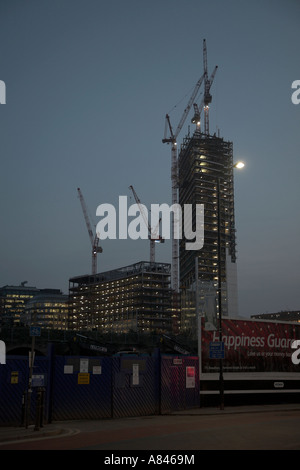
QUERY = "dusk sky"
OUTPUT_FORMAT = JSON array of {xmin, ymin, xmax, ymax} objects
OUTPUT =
[{"xmin": 0, "ymin": 0, "xmax": 299, "ymax": 318}]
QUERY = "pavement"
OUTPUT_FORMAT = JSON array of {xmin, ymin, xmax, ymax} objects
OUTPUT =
[{"xmin": 1, "ymin": 403, "xmax": 300, "ymax": 446}]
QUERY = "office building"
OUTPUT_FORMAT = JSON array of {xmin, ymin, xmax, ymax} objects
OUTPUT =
[
  {"xmin": 22, "ymin": 291, "xmax": 69, "ymax": 330},
  {"xmin": 69, "ymin": 261, "xmax": 173, "ymax": 334},
  {"xmin": 0, "ymin": 284, "xmax": 68, "ymax": 328},
  {"xmin": 0, "ymin": 284, "xmax": 40, "ymax": 326}
]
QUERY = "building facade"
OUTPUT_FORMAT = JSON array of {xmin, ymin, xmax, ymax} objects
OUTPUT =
[
  {"xmin": 0, "ymin": 284, "xmax": 40, "ymax": 326},
  {"xmin": 0, "ymin": 284, "xmax": 69, "ymax": 328},
  {"xmin": 251, "ymin": 311, "xmax": 300, "ymax": 323},
  {"xmin": 69, "ymin": 261, "xmax": 173, "ymax": 334},
  {"xmin": 178, "ymin": 130, "xmax": 238, "ymax": 333},
  {"xmin": 22, "ymin": 291, "xmax": 69, "ymax": 330}
]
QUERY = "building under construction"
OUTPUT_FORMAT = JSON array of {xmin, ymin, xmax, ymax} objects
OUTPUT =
[
  {"xmin": 161, "ymin": 39, "xmax": 240, "ymax": 334},
  {"xmin": 69, "ymin": 261, "xmax": 174, "ymax": 334},
  {"xmin": 179, "ymin": 128, "xmax": 238, "ymax": 332}
]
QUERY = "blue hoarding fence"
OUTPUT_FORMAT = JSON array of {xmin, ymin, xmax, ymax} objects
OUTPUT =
[{"xmin": 0, "ymin": 350, "xmax": 200, "ymax": 425}]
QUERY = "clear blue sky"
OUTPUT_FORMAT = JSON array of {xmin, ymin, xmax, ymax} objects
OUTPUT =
[{"xmin": 0, "ymin": 0, "xmax": 299, "ymax": 318}]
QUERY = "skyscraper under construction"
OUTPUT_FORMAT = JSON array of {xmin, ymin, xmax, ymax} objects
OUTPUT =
[{"xmin": 178, "ymin": 127, "xmax": 238, "ymax": 332}]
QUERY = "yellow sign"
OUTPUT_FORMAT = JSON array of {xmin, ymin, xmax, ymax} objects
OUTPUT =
[
  {"xmin": 78, "ymin": 373, "xmax": 90, "ymax": 384},
  {"xmin": 11, "ymin": 371, "xmax": 19, "ymax": 384}
]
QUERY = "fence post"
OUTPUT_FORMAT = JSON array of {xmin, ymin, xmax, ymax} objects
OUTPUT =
[
  {"xmin": 21, "ymin": 390, "xmax": 26, "ymax": 427},
  {"xmin": 153, "ymin": 348, "xmax": 161, "ymax": 415},
  {"xmin": 110, "ymin": 357, "xmax": 114, "ymax": 419},
  {"xmin": 46, "ymin": 342, "xmax": 55, "ymax": 424},
  {"xmin": 34, "ymin": 388, "xmax": 42, "ymax": 431},
  {"xmin": 40, "ymin": 387, "xmax": 45, "ymax": 428}
]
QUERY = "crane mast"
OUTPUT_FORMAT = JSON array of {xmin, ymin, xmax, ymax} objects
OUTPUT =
[
  {"xmin": 192, "ymin": 64, "xmax": 218, "ymax": 132},
  {"xmin": 203, "ymin": 39, "xmax": 217, "ymax": 135},
  {"xmin": 162, "ymin": 40, "xmax": 217, "ymax": 292},
  {"xmin": 77, "ymin": 188, "xmax": 102, "ymax": 275},
  {"xmin": 163, "ymin": 74, "xmax": 204, "ymax": 292}
]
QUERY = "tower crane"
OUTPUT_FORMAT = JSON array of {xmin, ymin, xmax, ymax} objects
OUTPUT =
[
  {"xmin": 162, "ymin": 72, "xmax": 205, "ymax": 145},
  {"xmin": 191, "ymin": 64, "xmax": 218, "ymax": 132},
  {"xmin": 202, "ymin": 39, "xmax": 218, "ymax": 135},
  {"xmin": 129, "ymin": 185, "xmax": 163, "ymax": 263},
  {"xmin": 162, "ymin": 73, "xmax": 205, "ymax": 292},
  {"xmin": 77, "ymin": 188, "xmax": 103, "ymax": 275}
]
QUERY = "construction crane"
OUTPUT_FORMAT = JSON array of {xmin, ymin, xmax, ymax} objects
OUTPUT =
[
  {"xmin": 129, "ymin": 185, "xmax": 163, "ymax": 262},
  {"xmin": 202, "ymin": 39, "xmax": 218, "ymax": 135},
  {"xmin": 162, "ymin": 72, "xmax": 205, "ymax": 145},
  {"xmin": 191, "ymin": 65, "xmax": 218, "ymax": 132},
  {"xmin": 77, "ymin": 188, "xmax": 102, "ymax": 275},
  {"xmin": 162, "ymin": 73, "xmax": 205, "ymax": 292}
]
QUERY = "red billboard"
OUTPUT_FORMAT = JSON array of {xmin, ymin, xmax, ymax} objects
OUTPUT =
[{"xmin": 201, "ymin": 318, "xmax": 300, "ymax": 373}]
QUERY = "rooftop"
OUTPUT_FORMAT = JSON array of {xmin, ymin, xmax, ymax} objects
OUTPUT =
[{"xmin": 69, "ymin": 261, "xmax": 171, "ymax": 285}]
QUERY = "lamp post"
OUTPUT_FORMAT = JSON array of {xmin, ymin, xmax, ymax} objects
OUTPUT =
[{"xmin": 217, "ymin": 161, "xmax": 244, "ymax": 410}]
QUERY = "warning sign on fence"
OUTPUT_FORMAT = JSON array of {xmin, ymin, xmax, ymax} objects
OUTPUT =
[
  {"xmin": 186, "ymin": 366, "xmax": 195, "ymax": 388},
  {"xmin": 78, "ymin": 373, "xmax": 90, "ymax": 384},
  {"xmin": 132, "ymin": 364, "xmax": 139, "ymax": 385},
  {"xmin": 11, "ymin": 371, "xmax": 18, "ymax": 384}
]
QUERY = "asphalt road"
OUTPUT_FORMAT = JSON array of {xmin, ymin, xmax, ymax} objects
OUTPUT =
[{"xmin": 1, "ymin": 406, "xmax": 300, "ymax": 451}]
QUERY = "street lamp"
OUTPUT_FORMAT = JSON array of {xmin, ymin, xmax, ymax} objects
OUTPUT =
[{"xmin": 217, "ymin": 160, "xmax": 244, "ymax": 410}]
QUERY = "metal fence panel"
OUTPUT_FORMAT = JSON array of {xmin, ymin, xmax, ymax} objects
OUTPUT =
[
  {"xmin": 1, "ymin": 352, "xmax": 200, "ymax": 425},
  {"xmin": 112, "ymin": 355, "xmax": 157, "ymax": 418},
  {"xmin": 51, "ymin": 356, "xmax": 112, "ymax": 420},
  {"xmin": 0, "ymin": 356, "xmax": 50, "ymax": 426},
  {"xmin": 160, "ymin": 355, "xmax": 199, "ymax": 414}
]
